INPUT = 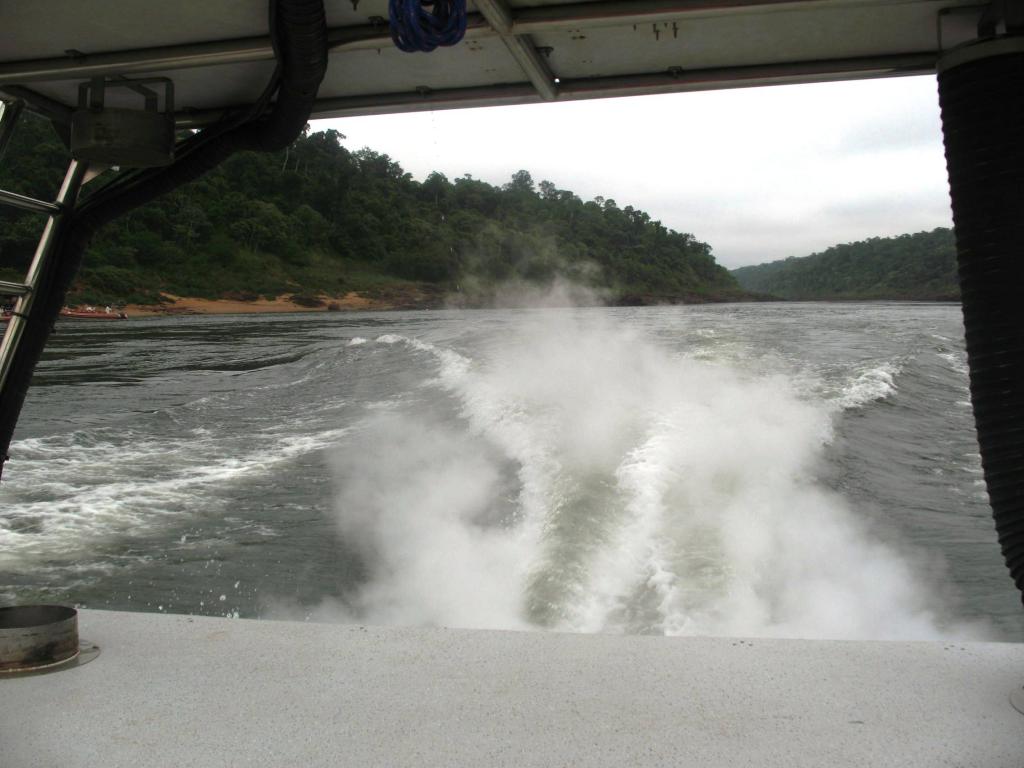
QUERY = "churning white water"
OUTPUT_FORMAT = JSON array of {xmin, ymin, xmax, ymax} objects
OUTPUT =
[
  {"xmin": 331, "ymin": 311, "xmax": 975, "ymax": 639},
  {"xmin": 1, "ymin": 304, "xmax": 1018, "ymax": 639}
]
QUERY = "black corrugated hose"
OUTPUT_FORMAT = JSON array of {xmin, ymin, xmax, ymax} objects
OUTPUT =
[
  {"xmin": 938, "ymin": 41, "xmax": 1024, "ymax": 603},
  {"xmin": 0, "ymin": 0, "xmax": 327, "ymax": 479}
]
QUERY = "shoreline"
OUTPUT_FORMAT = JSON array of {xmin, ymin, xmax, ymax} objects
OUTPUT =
[
  {"xmin": 111, "ymin": 292, "xmax": 959, "ymax": 318},
  {"xmin": 121, "ymin": 292, "xmax": 423, "ymax": 317}
]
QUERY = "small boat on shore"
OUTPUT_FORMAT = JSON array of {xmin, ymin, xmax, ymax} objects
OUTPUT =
[
  {"xmin": 60, "ymin": 307, "xmax": 127, "ymax": 320},
  {"xmin": 3, "ymin": 308, "xmax": 127, "ymax": 322}
]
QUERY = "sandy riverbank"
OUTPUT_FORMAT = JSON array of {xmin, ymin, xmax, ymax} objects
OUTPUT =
[{"xmin": 121, "ymin": 290, "xmax": 434, "ymax": 317}]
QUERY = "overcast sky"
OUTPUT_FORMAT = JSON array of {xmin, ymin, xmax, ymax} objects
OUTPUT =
[{"xmin": 317, "ymin": 74, "xmax": 953, "ymax": 270}]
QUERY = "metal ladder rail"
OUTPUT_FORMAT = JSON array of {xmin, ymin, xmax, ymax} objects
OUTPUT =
[
  {"xmin": 0, "ymin": 98, "xmax": 23, "ymax": 165},
  {"xmin": 0, "ymin": 99, "xmax": 88, "ymax": 394},
  {"xmin": 0, "ymin": 100, "xmax": 58, "ymax": 216},
  {"xmin": 0, "ymin": 188, "xmax": 61, "ymax": 215},
  {"xmin": 0, "ymin": 98, "xmax": 57, "ymax": 301}
]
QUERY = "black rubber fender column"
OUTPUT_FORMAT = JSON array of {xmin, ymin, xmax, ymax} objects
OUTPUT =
[{"xmin": 938, "ymin": 36, "xmax": 1024, "ymax": 604}]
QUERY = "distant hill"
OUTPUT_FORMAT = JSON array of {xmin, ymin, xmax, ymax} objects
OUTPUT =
[
  {"xmin": 732, "ymin": 229, "xmax": 959, "ymax": 301},
  {"xmin": 0, "ymin": 114, "xmax": 742, "ymax": 307}
]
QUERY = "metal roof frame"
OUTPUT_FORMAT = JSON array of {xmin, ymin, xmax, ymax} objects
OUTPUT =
[{"xmin": 0, "ymin": 0, "xmax": 987, "ymax": 123}]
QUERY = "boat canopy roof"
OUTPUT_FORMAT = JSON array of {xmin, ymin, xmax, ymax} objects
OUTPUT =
[{"xmin": 0, "ymin": 0, "xmax": 985, "ymax": 123}]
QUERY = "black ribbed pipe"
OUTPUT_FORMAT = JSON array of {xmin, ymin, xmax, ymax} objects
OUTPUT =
[
  {"xmin": 0, "ymin": 0, "xmax": 327, "ymax": 479},
  {"xmin": 938, "ymin": 38, "xmax": 1024, "ymax": 604}
]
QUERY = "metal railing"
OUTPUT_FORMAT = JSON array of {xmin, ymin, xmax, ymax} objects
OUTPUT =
[
  {"xmin": 0, "ymin": 188, "xmax": 61, "ymax": 215},
  {"xmin": 0, "ymin": 99, "xmax": 87, "ymax": 393}
]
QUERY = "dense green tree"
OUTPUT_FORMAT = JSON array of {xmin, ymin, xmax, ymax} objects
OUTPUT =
[
  {"xmin": 732, "ymin": 230, "xmax": 958, "ymax": 301},
  {"xmin": 0, "ymin": 113, "xmax": 741, "ymax": 305}
]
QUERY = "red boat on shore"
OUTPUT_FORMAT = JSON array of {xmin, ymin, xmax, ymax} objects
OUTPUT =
[
  {"xmin": 3, "ymin": 308, "xmax": 127, "ymax": 322},
  {"xmin": 60, "ymin": 307, "xmax": 128, "ymax": 320}
]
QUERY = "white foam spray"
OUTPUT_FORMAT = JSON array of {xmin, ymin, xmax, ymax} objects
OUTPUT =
[
  {"xmin": 834, "ymin": 361, "xmax": 901, "ymax": 411},
  {"xmin": 0, "ymin": 425, "xmax": 348, "ymax": 569},
  {"xmin": 329, "ymin": 305, "xmax": 980, "ymax": 640}
]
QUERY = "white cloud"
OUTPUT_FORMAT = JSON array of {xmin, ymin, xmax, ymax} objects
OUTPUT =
[{"xmin": 315, "ymin": 74, "xmax": 954, "ymax": 269}]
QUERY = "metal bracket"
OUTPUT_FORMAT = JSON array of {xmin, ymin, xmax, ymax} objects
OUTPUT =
[
  {"xmin": 977, "ymin": 0, "xmax": 1024, "ymax": 37},
  {"xmin": 473, "ymin": 0, "xmax": 559, "ymax": 101},
  {"xmin": 0, "ymin": 99, "xmax": 24, "ymax": 165},
  {"xmin": 70, "ymin": 76, "xmax": 175, "ymax": 167},
  {"xmin": 77, "ymin": 75, "xmax": 175, "ymax": 114}
]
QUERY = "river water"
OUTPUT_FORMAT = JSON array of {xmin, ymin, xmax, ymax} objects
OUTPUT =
[{"xmin": 1, "ymin": 302, "xmax": 1021, "ymax": 641}]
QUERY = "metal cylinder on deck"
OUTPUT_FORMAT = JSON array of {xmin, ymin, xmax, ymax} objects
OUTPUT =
[
  {"xmin": 0, "ymin": 605, "xmax": 80, "ymax": 672},
  {"xmin": 937, "ymin": 36, "xmax": 1024, "ymax": 604}
]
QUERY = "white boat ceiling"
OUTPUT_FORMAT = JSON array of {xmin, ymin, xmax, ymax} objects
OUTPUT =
[{"xmin": 0, "ymin": 0, "xmax": 987, "ymax": 122}]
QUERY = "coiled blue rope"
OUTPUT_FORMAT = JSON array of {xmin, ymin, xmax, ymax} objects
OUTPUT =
[{"xmin": 388, "ymin": 0, "xmax": 467, "ymax": 52}]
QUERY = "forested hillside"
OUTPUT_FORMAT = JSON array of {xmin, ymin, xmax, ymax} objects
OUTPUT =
[
  {"xmin": 0, "ymin": 114, "xmax": 741, "ymax": 307},
  {"xmin": 731, "ymin": 229, "xmax": 959, "ymax": 301}
]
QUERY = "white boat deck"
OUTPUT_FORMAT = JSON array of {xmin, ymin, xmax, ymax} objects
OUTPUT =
[{"xmin": 1, "ymin": 609, "xmax": 1022, "ymax": 767}]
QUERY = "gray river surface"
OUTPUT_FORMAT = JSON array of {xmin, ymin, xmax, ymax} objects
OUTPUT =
[{"xmin": 1, "ymin": 303, "xmax": 1021, "ymax": 641}]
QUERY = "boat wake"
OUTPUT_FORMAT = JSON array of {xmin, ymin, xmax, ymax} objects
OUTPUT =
[
  {"xmin": 329, "ymin": 311, "xmax": 980, "ymax": 640},
  {"xmin": 0, "ymin": 425, "xmax": 348, "ymax": 570}
]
